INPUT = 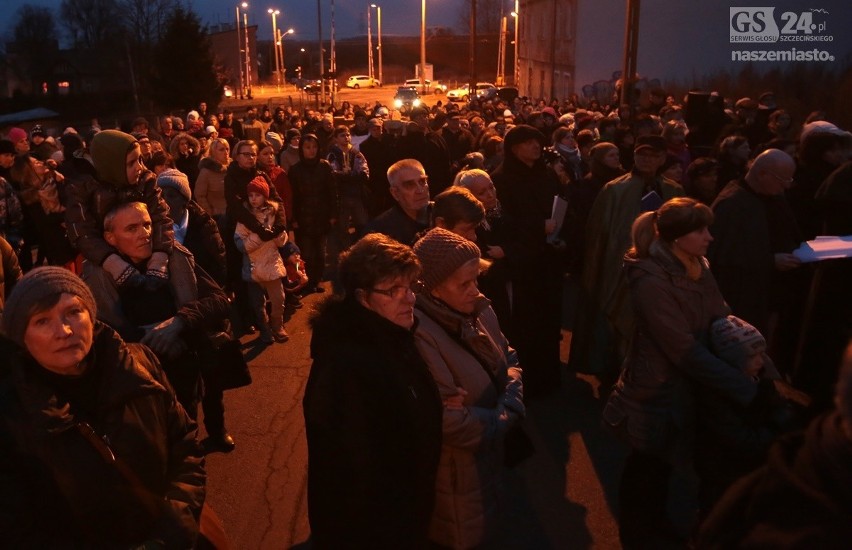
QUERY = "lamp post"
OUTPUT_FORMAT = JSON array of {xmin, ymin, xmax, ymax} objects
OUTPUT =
[
  {"xmin": 371, "ymin": 4, "xmax": 382, "ymax": 86},
  {"xmin": 268, "ymin": 9, "xmax": 281, "ymax": 90},
  {"xmin": 242, "ymin": 2, "xmax": 253, "ymax": 99},
  {"xmin": 235, "ymin": 5, "xmax": 245, "ymax": 99},
  {"xmin": 316, "ymin": 0, "xmax": 325, "ymax": 105},
  {"xmin": 367, "ymin": 5, "xmax": 374, "ymax": 82},
  {"xmin": 419, "ymin": 0, "xmax": 426, "ymax": 89},
  {"xmin": 511, "ymin": 0, "xmax": 519, "ymax": 88},
  {"xmin": 278, "ymin": 28, "xmax": 293, "ymax": 89}
]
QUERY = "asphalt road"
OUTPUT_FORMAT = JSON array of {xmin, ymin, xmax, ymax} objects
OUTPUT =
[{"xmin": 203, "ymin": 286, "xmax": 626, "ymax": 549}]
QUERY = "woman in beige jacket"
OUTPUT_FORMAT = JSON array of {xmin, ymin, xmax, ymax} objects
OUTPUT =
[{"xmin": 194, "ymin": 137, "xmax": 229, "ymax": 217}]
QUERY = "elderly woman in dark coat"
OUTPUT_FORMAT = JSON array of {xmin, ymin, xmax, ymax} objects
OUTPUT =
[
  {"xmin": 412, "ymin": 227, "xmax": 524, "ymax": 549},
  {"xmin": 0, "ymin": 267, "xmax": 205, "ymax": 548},
  {"xmin": 602, "ymin": 198, "xmax": 759, "ymax": 548},
  {"xmin": 303, "ymin": 233, "xmax": 442, "ymax": 549}
]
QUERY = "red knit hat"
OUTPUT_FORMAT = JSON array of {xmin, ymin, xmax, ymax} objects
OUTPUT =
[{"xmin": 246, "ymin": 176, "xmax": 270, "ymax": 199}]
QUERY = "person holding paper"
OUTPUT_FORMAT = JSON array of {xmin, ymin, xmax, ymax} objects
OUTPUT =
[
  {"xmin": 570, "ymin": 135, "xmax": 683, "ymax": 381},
  {"xmin": 708, "ymin": 148, "xmax": 804, "ymax": 375}
]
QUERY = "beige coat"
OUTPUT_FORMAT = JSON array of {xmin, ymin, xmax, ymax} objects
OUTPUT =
[
  {"xmin": 414, "ymin": 295, "xmax": 523, "ymax": 549},
  {"xmin": 194, "ymin": 158, "xmax": 227, "ymax": 216}
]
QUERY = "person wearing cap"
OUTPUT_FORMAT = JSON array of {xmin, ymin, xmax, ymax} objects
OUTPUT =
[
  {"xmin": 303, "ymin": 233, "xmax": 442, "ymax": 548},
  {"xmin": 65, "ymin": 129, "xmax": 174, "ymax": 289},
  {"xmin": 684, "ymin": 157, "xmax": 720, "ymax": 205},
  {"xmin": 359, "ymin": 118, "xmax": 397, "ymax": 217},
  {"xmin": 349, "ymin": 109, "xmax": 371, "ymax": 151},
  {"xmin": 570, "ymin": 133, "xmax": 683, "ymax": 379},
  {"xmin": 279, "ymin": 128, "xmax": 301, "ymax": 173},
  {"xmin": 411, "ymin": 227, "xmax": 524, "ymax": 549},
  {"xmin": 602, "ymin": 197, "xmax": 759, "ymax": 548},
  {"xmin": 0, "ymin": 266, "xmax": 206, "ymax": 547},
  {"xmin": 490, "ymin": 124, "xmax": 564, "ymax": 397},
  {"xmin": 6, "ymin": 127, "xmax": 30, "ymax": 157},
  {"xmin": 399, "ymin": 107, "xmax": 452, "ymax": 197},
  {"xmin": 438, "ymin": 112, "xmax": 475, "ymax": 174},
  {"xmin": 29, "ymin": 125, "xmax": 58, "ymax": 161}
]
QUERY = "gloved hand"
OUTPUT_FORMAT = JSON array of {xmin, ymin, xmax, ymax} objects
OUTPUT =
[
  {"xmin": 144, "ymin": 275, "xmax": 169, "ymax": 292},
  {"xmin": 257, "ymin": 227, "xmax": 276, "ymax": 241},
  {"xmin": 271, "ymin": 224, "xmax": 287, "ymax": 237},
  {"xmin": 103, "ymin": 254, "xmax": 146, "ymax": 288}
]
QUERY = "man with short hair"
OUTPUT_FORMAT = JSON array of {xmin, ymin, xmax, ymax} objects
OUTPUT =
[
  {"xmin": 360, "ymin": 118, "xmax": 399, "ymax": 217},
  {"xmin": 399, "ymin": 107, "xmax": 452, "ymax": 196},
  {"xmin": 82, "ymin": 201, "xmax": 233, "ymax": 451},
  {"xmin": 327, "ymin": 126, "xmax": 370, "ymax": 246},
  {"xmin": 708, "ymin": 149, "xmax": 803, "ymax": 372},
  {"xmin": 365, "ymin": 159, "xmax": 432, "ymax": 246},
  {"xmin": 439, "ymin": 112, "xmax": 475, "ymax": 173}
]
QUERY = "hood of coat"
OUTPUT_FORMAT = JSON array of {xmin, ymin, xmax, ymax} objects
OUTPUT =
[
  {"xmin": 168, "ymin": 133, "xmax": 201, "ymax": 158},
  {"xmin": 90, "ymin": 129, "xmax": 138, "ymax": 187},
  {"xmin": 624, "ymin": 240, "xmax": 710, "ymax": 284},
  {"xmin": 199, "ymin": 156, "xmax": 226, "ymax": 173}
]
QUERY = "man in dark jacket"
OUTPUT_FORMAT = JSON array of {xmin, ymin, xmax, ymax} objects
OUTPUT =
[
  {"xmin": 82, "ymin": 202, "xmax": 231, "ymax": 443},
  {"xmin": 365, "ymin": 159, "xmax": 432, "ymax": 247},
  {"xmin": 399, "ymin": 108, "xmax": 452, "ymax": 196},
  {"xmin": 360, "ymin": 118, "xmax": 400, "ymax": 217}
]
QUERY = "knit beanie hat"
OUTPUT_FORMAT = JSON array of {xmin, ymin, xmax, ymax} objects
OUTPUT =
[
  {"xmin": 413, "ymin": 227, "xmax": 481, "ymax": 292},
  {"xmin": 91, "ymin": 129, "xmax": 138, "ymax": 187},
  {"xmin": 30, "ymin": 125, "xmax": 46, "ymax": 138},
  {"xmin": 157, "ymin": 168, "xmax": 192, "ymax": 201},
  {"xmin": 1, "ymin": 267, "xmax": 97, "ymax": 347},
  {"xmin": 266, "ymin": 131, "xmax": 284, "ymax": 154},
  {"xmin": 285, "ymin": 128, "xmax": 301, "ymax": 142},
  {"xmin": 246, "ymin": 176, "xmax": 270, "ymax": 199},
  {"xmin": 7, "ymin": 127, "xmax": 28, "ymax": 144},
  {"xmin": 710, "ymin": 315, "xmax": 766, "ymax": 369}
]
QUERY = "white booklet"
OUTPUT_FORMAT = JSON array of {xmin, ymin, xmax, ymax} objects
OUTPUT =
[{"xmin": 792, "ymin": 235, "xmax": 852, "ymax": 263}]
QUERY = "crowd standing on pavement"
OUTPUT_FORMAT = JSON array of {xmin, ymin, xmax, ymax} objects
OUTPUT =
[{"xmin": 0, "ymin": 84, "xmax": 851, "ymax": 548}]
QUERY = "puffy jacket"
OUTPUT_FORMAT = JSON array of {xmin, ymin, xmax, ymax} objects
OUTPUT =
[
  {"xmin": 0, "ymin": 323, "xmax": 206, "ymax": 548},
  {"xmin": 194, "ymin": 157, "xmax": 228, "ymax": 216}
]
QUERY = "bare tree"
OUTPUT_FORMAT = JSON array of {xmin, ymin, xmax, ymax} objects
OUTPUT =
[
  {"xmin": 10, "ymin": 6, "xmax": 59, "ymax": 89},
  {"xmin": 122, "ymin": 0, "xmax": 178, "ymax": 46},
  {"xmin": 61, "ymin": 0, "xmax": 124, "ymax": 48},
  {"xmin": 457, "ymin": 0, "xmax": 504, "ymax": 35}
]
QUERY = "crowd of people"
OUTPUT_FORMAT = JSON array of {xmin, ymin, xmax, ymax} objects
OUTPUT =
[{"xmin": 0, "ymin": 85, "xmax": 851, "ymax": 548}]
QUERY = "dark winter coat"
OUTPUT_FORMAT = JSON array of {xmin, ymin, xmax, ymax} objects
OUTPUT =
[
  {"xmin": 65, "ymin": 170, "xmax": 174, "ymax": 265},
  {"xmin": 365, "ymin": 202, "xmax": 432, "ymax": 247},
  {"xmin": 304, "ymin": 298, "xmax": 442, "ymax": 549},
  {"xmin": 603, "ymin": 241, "xmax": 758, "ymax": 462},
  {"xmin": 183, "ymin": 200, "xmax": 227, "ymax": 287},
  {"xmin": 0, "ymin": 324, "xmax": 206, "ymax": 548},
  {"xmin": 289, "ymin": 157, "xmax": 336, "ymax": 236},
  {"xmin": 399, "ymin": 131, "xmax": 452, "ymax": 196},
  {"xmin": 708, "ymin": 180, "xmax": 802, "ymax": 333},
  {"xmin": 698, "ymin": 412, "xmax": 852, "ymax": 549}
]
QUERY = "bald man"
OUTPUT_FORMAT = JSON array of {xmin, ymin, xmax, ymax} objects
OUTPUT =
[{"xmin": 708, "ymin": 148, "xmax": 804, "ymax": 372}]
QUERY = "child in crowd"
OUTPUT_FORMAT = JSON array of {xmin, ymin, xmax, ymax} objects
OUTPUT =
[
  {"xmin": 695, "ymin": 315, "xmax": 807, "ymax": 521},
  {"xmin": 279, "ymin": 241, "xmax": 307, "ymax": 309},
  {"xmin": 234, "ymin": 176, "xmax": 289, "ymax": 343}
]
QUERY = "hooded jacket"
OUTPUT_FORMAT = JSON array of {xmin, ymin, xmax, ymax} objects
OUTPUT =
[{"xmin": 65, "ymin": 130, "xmax": 174, "ymax": 265}]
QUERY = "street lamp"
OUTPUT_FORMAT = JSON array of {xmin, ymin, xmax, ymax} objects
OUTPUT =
[
  {"xmin": 278, "ymin": 28, "xmax": 294, "ymax": 88},
  {"xmin": 268, "ymin": 9, "xmax": 281, "ymax": 89},
  {"xmin": 367, "ymin": 5, "xmax": 374, "ymax": 82},
  {"xmin": 235, "ymin": 4, "xmax": 245, "ymax": 99},
  {"xmin": 511, "ymin": 0, "xmax": 519, "ymax": 88},
  {"xmin": 420, "ymin": 0, "xmax": 426, "ymax": 89},
  {"xmin": 242, "ymin": 2, "xmax": 253, "ymax": 99},
  {"xmin": 371, "ymin": 4, "xmax": 382, "ymax": 86}
]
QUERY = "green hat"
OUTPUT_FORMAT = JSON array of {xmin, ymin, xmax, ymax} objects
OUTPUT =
[{"xmin": 91, "ymin": 129, "xmax": 138, "ymax": 187}]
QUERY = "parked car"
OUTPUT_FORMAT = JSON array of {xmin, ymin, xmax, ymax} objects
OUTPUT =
[
  {"xmin": 393, "ymin": 87, "xmax": 422, "ymax": 114},
  {"xmin": 303, "ymin": 80, "xmax": 323, "ymax": 93},
  {"xmin": 446, "ymin": 82, "xmax": 497, "ymax": 102},
  {"xmin": 346, "ymin": 75, "xmax": 381, "ymax": 89},
  {"xmin": 403, "ymin": 78, "xmax": 447, "ymax": 94}
]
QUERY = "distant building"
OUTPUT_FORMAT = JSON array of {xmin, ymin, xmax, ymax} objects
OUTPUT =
[
  {"xmin": 518, "ymin": 0, "xmax": 577, "ymax": 101},
  {"xmin": 208, "ymin": 23, "xmax": 258, "ymax": 96}
]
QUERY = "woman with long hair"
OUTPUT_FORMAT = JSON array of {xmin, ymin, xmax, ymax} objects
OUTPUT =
[
  {"xmin": 195, "ymin": 137, "xmax": 230, "ymax": 218},
  {"xmin": 603, "ymin": 197, "xmax": 759, "ymax": 548}
]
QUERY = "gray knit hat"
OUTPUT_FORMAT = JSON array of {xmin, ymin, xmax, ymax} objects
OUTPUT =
[
  {"xmin": 413, "ymin": 227, "xmax": 481, "ymax": 292},
  {"xmin": 157, "ymin": 168, "xmax": 192, "ymax": 201},
  {"xmin": 1, "ymin": 267, "xmax": 97, "ymax": 347}
]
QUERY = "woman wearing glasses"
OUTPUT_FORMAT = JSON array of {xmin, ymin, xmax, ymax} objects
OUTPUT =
[
  {"xmin": 412, "ymin": 227, "xmax": 525, "ymax": 549},
  {"xmin": 303, "ymin": 233, "xmax": 442, "ymax": 549}
]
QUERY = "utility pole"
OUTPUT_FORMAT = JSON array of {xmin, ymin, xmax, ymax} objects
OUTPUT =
[
  {"xmin": 620, "ymin": 0, "xmax": 641, "ymax": 116},
  {"xmin": 367, "ymin": 5, "xmax": 374, "ymax": 81},
  {"xmin": 235, "ymin": 5, "xmax": 244, "ymax": 100},
  {"xmin": 317, "ymin": 0, "xmax": 325, "ymax": 105},
  {"xmin": 469, "ymin": 0, "xmax": 477, "ymax": 94},
  {"xmin": 330, "ymin": 0, "xmax": 337, "ymax": 106},
  {"xmin": 243, "ymin": 10, "xmax": 252, "ymax": 99}
]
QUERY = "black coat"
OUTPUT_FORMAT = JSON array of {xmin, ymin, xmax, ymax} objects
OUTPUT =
[
  {"xmin": 184, "ymin": 200, "xmax": 227, "ymax": 287},
  {"xmin": 289, "ymin": 158, "xmax": 337, "ymax": 235},
  {"xmin": 0, "ymin": 324, "xmax": 206, "ymax": 548},
  {"xmin": 304, "ymin": 298, "xmax": 442, "ymax": 549}
]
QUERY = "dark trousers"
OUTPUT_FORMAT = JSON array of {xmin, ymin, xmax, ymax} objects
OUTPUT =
[
  {"xmin": 296, "ymin": 230, "xmax": 327, "ymax": 286},
  {"xmin": 200, "ymin": 360, "xmax": 226, "ymax": 437},
  {"xmin": 618, "ymin": 450, "xmax": 674, "ymax": 549}
]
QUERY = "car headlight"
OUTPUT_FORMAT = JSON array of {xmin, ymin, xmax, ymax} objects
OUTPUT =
[
  {"xmin": 413, "ymin": 99, "xmax": 421, "ymax": 107},
  {"xmin": 394, "ymin": 99, "xmax": 403, "ymax": 108}
]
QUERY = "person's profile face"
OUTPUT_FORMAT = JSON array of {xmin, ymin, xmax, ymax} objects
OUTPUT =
[{"xmin": 125, "ymin": 144, "xmax": 144, "ymax": 185}]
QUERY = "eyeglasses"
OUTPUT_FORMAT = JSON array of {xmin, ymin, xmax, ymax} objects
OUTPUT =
[
  {"xmin": 239, "ymin": 152, "xmax": 257, "ymax": 158},
  {"xmin": 395, "ymin": 176, "xmax": 429, "ymax": 191},
  {"xmin": 368, "ymin": 280, "xmax": 425, "ymax": 299},
  {"xmin": 769, "ymin": 172, "xmax": 794, "ymax": 185}
]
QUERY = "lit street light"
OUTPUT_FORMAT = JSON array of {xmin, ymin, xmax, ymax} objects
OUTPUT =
[
  {"xmin": 268, "ymin": 9, "xmax": 281, "ymax": 89},
  {"xmin": 235, "ymin": 4, "xmax": 245, "ymax": 99},
  {"xmin": 371, "ymin": 4, "xmax": 382, "ymax": 87},
  {"xmin": 420, "ymin": 0, "xmax": 426, "ymax": 89},
  {"xmin": 511, "ymin": 0, "xmax": 519, "ymax": 88},
  {"xmin": 242, "ymin": 2, "xmax": 253, "ymax": 99},
  {"xmin": 278, "ymin": 28, "xmax": 294, "ymax": 87}
]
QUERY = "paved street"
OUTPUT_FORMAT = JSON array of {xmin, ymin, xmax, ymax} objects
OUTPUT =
[{"xmin": 203, "ymin": 285, "xmax": 629, "ymax": 549}]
